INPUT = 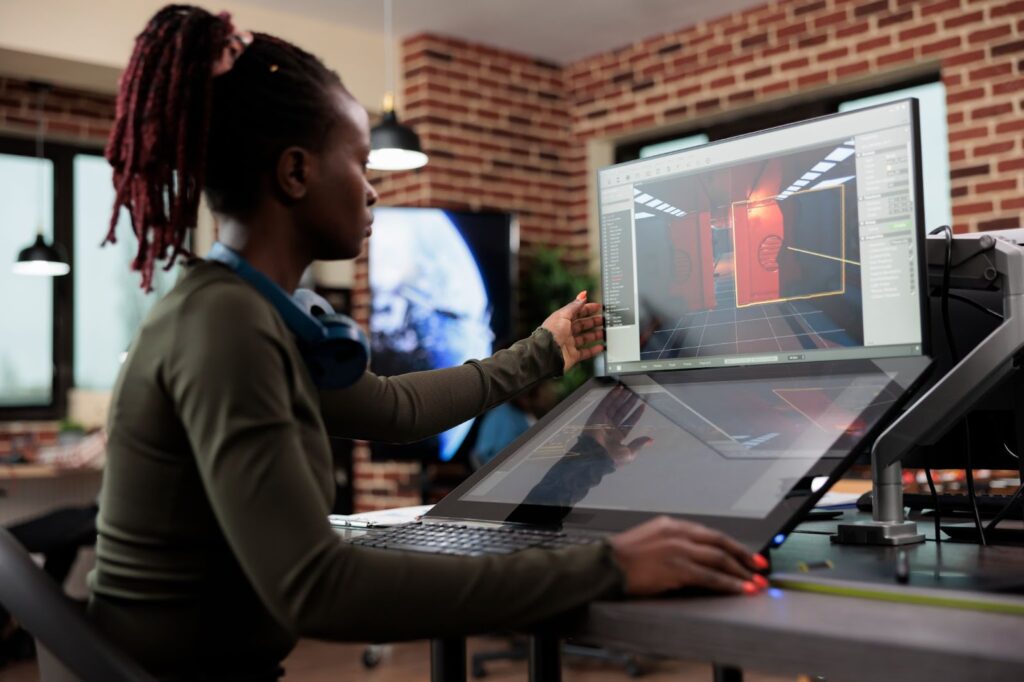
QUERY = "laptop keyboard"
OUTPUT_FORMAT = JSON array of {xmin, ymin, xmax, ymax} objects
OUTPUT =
[{"xmin": 347, "ymin": 521, "xmax": 600, "ymax": 556}]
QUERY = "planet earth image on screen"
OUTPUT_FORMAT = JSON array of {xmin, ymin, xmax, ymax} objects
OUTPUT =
[{"xmin": 370, "ymin": 208, "xmax": 494, "ymax": 461}]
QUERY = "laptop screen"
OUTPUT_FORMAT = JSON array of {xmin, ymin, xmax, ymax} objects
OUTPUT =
[{"xmin": 598, "ymin": 100, "xmax": 926, "ymax": 374}]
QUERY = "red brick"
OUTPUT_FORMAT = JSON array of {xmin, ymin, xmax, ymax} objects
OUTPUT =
[
  {"xmin": 854, "ymin": 0, "xmax": 890, "ymax": 18},
  {"xmin": 945, "ymin": 10, "xmax": 984, "ymax": 29},
  {"xmin": 976, "ymin": 179, "xmax": 1018, "ymax": 193},
  {"xmin": 998, "ymin": 158, "xmax": 1024, "ymax": 172},
  {"xmin": 972, "ymin": 102, "xmax": 1014, "ymax": 119},
  {"xmin": 950, "ymin": 163, "xmax": 991, "ymax": 179},
  {"xmin": 878, "ymin": 9, "xmax": 913, "ymax": 27},
  {"xmin": 948, "ymin": 111, "xmax": 965, "ymax": 125},
  {"xmin": 837, "ymin": 22, "xmax": 871, "ymax": 38},
  {"xmin": 794, "ymin": 0, "xmax": 827, "ymax": 16},
  {"xmin": 993, "ymin": 79, "xmax": 1024, "ymax": 96},
  {"xmin": 991, "ymin": 1, "xmax": 1024, "ymax": 19},
  {"xmin": 711, "ymin": 75, "xmax": 737, "ymax": 89},
  {"xmin": 837, "ymin": 60, "xmax": 871, "ymax": 78},
  {"xmin": 969, "ymin": 63, "xmax": 1015, "ymax": 80},
  {"xmin": 900, "ymin": 23, "xmax": 938, "ymax": 42},
  {"xmin": 921, "ymin": 36, "xmax": 961, "ymax": 56},
  {"xmin": 819, "ymin": 47, "xmax": 850, "ymax": 62},
  {"xmin": 745, "ymin": 65, "xmax": 774, "ymax": 80},
  {"xmin": 996, "ymin": 119, "xmax": 1024, "ymax": 134},
  {"xmin": 877, "ymin": 48, "xmax": 915, "ymax": 67},
  {"xmin": 1002, "ymin": 196, "xmax": 1024, "ymax": 210},
  {"xmin": 968, "ymin": 25, "xmax": 1013, "ymax": 46},
  {"xmin": 949, "ymin": 149, "xmax": 968, "ymax": 162},
  {"xmin": 762, "ymin": 80, "xmax": 793, "ymax": 95},
  {"xmin": 953, "ymin": 201, "xmax": 994, "ymax": 216},
  {"xmin": 920, "ymin": 0, "xmax": 960, "ymax": 15},
  {"xmin": 947, "ymin": 87, "xmax": 985, "ymax": 104},
  {"xmin": 974, "ymin": 141, "xmax": 1016, "ymax": 156},
  {"xmin": 781, "ymin": 56, "xmax": 811, "ymax": 70},
  {"xmin": 991, "ymin": 39, "xmax": 1024, "ymax": 57},
  {"xmin": 815, "ymin": 10, "xmax": 848, "ymax": 29},
  {"xmin": 797, "ymin": 71, "xmax": 830, "ymax": 88},
  {"xmin": 948, "ymin": 127, "xmax": 989, "ymax": 143},
  {"xmin": 943, "ymin": 49, "xmax": 987, "ymax": 67},
  {"xmin": 978, "ymin": 217, "xmax": 1020, "ymax": 231},
  {"xmin": 777, "ymin": 22, "xmax": 808, "ymax": 40},
  {"xmin": 857, "ymin": 36, "xmax": 892, "ymax": 52}
]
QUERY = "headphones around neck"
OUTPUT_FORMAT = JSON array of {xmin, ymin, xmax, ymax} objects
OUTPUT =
[{"xmin": 206, "ymin": 242, "xmax": 369, "ymax": 389}]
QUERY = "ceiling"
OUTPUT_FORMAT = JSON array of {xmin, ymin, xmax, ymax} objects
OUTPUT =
[{"xmin": 232, "ymin": 0, "xmax": 768, "ymax": 64}]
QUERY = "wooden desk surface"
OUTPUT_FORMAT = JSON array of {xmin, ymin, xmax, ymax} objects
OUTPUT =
[
  {"xmin": 0, "ymin": 463, "xmax": 102, "ymax": 481},
  {"xmin": 571, "ymin": 513, "xmax": 1024, "ymax": 682}
]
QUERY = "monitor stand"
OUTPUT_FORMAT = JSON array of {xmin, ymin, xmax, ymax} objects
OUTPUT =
[{"xmin": 835, "ymin": 233, "xmax": 1024, "ymax": 546}]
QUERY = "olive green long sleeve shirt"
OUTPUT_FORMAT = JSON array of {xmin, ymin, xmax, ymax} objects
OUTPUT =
[{"xmin": 88, "ymin": 261, "xmax": 623, "ymax": 678}]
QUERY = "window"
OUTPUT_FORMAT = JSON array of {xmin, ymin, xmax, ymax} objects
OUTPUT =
[
  {"xmin": 0, "ymin": 153, "xmax": 55, "ymax": 407},
  {"xmin": 73, "ymin": 155, "xmax": 175, "ymax": 391},
  {"xmin": 638, "ymin": 133, "xmax": 709, "ymax": 159},
  {"xmin": 0, "ymin": 139, "xmax": 178, "ymax": 417}
]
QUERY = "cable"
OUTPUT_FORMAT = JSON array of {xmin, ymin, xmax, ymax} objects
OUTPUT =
[
  {"xmin": 929, "ymin": 290, "xmax": 1004, "ymax": 320},
  {"xmin": 924, "ymin": 467, "xmax": 942, "ymax": 546},
  {"xmin": 927, "ymin": 225, "xmax": 986, "ymax": 545}
]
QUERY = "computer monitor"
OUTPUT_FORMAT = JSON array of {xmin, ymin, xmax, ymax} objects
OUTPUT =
[
  {"xmin": 368, "ymin": 208, "xmax": 517, "ymax": 462},
  {"xmin": 597, "ymin": 99, "xmax": 927, "ymax": 375}
]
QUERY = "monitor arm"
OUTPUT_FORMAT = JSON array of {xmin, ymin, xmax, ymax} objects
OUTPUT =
[{"xmin": 834, "ymin": 232, "xmax": 1024, "ymax": 545}]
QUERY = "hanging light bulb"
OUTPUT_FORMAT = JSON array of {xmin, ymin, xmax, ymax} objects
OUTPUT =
[
  {"xmin": 367, "ymin": 0, "xmax": 428, "ymax": 171},
  {"xmin": 13, "ymin": 82, "xmax": 70, "ymax": 277}
]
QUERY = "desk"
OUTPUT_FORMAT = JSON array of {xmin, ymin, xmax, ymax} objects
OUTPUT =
[
  {"xmin": 430, "ymin": 511, "xmax": 1024, "ymax": 682},
  {"xmin": 0, "ymin": 465, "xmax": 102, "ymax": 526}
]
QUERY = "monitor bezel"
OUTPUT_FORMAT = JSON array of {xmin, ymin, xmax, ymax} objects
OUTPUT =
[
  {"xmin": 427, "ymin": 356, "xmax": 933, "ymax": 553},
  {"xmin": 595, "ymin": 98, "xmax": 931, "ymax": 377}
]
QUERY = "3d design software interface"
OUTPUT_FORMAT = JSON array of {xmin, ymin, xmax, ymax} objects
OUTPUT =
[{"xmin": 599, "ymin": 101, "xmax": 923, "ymax": 373}]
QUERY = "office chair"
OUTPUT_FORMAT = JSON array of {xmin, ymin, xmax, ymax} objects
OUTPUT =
[{"xmin": 0, "ymin": 527, "xmax": 156, "ymax": 682}]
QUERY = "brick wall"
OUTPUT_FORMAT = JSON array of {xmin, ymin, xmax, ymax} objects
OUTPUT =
[
  {"xmin": 0, "ymin": 77, "xmax": 113, "ymax": 143},
  {"xmin": 563, "ymin": 0, "xmax": 1024, "ymax": 233}
]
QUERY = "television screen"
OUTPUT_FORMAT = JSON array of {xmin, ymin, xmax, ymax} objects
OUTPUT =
[{"xmin": 368, "ymin": 208, "xmax": 516, "ymax": 461}]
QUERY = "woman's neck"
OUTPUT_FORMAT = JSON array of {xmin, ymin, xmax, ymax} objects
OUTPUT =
[{"xmin": 216, "ymin": 214, "xmax": 311, "ymax": 292}]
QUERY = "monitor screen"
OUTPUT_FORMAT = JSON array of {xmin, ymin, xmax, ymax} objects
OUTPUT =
[
  {"xmin": 369, "ymin": 208, "xmax": 516, "ymax": 461},
  {"xmin": 598, "ymin": 99, "xmax": 926, "ymax": 374}
]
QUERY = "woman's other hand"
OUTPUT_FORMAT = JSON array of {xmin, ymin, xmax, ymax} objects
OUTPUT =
[
  {"xmin": 542, "ymin": 291, "xmax": 604, "ymax": 373},
  {"xmin": 609, "ymin": 516, "xmax": 769, "ymax": 596}
]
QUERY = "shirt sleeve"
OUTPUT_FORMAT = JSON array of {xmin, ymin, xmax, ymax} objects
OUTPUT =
[
  {"xmin": 167, "ymin": 289, "xmax": 622, "ymax": 641},
  {"xmin": 318, "ymin": 327, "xmax": 563, "ymax": 443}
]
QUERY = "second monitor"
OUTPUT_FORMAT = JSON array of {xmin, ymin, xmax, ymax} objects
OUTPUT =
[{"xmin": 598, "ymin": 99, "xmax": 927, "ymax": 374}]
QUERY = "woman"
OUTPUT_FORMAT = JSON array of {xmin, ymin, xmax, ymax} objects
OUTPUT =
[{"xmin": 90, "ymin": 6, "xmax": 766, "ymax": 680}]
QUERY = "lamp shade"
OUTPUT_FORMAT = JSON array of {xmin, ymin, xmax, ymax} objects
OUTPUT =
[
  {"xmin": 12, "ymin": 234, "xmax": 70, "ymax": 276},
  {"xmin": 368, "ymin": 110, "xmax": 428, "ymax": 171}
]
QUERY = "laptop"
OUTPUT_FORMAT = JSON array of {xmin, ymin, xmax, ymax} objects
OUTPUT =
[{"xmin": 347, "ymin": 100, "xmax": 932, "ymax": 555}]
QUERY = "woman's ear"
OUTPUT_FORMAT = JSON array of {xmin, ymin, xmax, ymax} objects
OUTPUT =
[{"xmin": 275, "ymin": 146, "xmax": 314, "ymax": 201}]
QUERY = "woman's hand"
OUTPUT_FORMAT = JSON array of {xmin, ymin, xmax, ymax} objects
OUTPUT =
[
  {"xmin": 584, "ymin": 385, "xmax": 652, "ymax": 467},
  {"xmin": 609, "ymin": 516, "xmax": 769, "ymax": 596},
  {"xmin": 542, "ymin": 291, "xmax": 604, "ymax": 373}
]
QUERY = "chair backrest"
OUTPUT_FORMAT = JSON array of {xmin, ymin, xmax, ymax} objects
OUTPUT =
[{"xmin": 0, "ymin": 527, "xmax": 156, "ymax": 682}]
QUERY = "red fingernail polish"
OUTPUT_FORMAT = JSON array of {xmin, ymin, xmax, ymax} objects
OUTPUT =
[
  {"xmin": 577, "ymin": 290, "xmax": 587, "ymax": 301},
  {"xmin": 753, "ymin": 554, "xmax": 769, "ymax": 570},
  {"xmin": 752, "ymin": 574, "xmax": 768, "ymax": 589},
  {"xmin": 742, "ymin": 581, "xmax": 758, "ymax": 595}
]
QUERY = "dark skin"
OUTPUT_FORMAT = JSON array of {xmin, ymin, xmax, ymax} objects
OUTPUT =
[{"xmin": 214, "ymin": 85, "xmax": 766, "ymax": 596}]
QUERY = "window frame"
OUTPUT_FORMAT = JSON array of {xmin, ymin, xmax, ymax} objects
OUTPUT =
[{"xmin": 0, "ymin": 135, "xmax": 104, "ymax": 419}]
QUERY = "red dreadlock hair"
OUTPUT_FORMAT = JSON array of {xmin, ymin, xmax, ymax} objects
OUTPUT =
[{"xmin": 106, "ymin": 4, "xmax": 343, "ymax": 290}]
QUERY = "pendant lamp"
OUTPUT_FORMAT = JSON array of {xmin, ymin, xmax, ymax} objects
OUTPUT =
[
  {"xmin": 13, "ymin": 83, "xmax": 70, "ymax": 277},
  {"xmin": 367, "ymin": 0, "xmax": 428, "ymax": 171}
]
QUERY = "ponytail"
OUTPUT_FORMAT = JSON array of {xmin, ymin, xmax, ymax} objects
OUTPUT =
[{"xmin": 108, "ymin": 5, "xmax": 345, "ymax": 290}]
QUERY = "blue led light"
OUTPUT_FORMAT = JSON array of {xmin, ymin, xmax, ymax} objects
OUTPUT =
[{"xmin": 772, "ymin": 533, "xmax": 786, "ymax": 546}]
